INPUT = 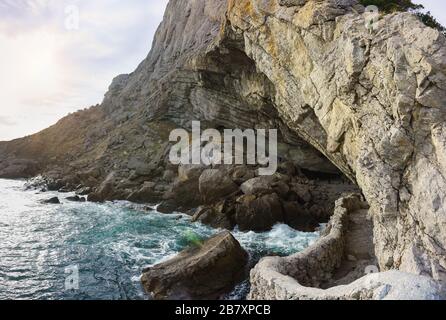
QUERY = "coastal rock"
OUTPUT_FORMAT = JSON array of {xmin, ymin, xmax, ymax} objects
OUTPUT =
[
  {"xmin": 240, "ymin": 176, "xmax": 277, "ymax": 196},
  {"xmin": 141, "ymin": 231, "xmax": 248, "ymax": 300},
  {"xmin": 198, "ymin": 169, "xmax": 239, "ymax": 204},
  {"xmin": 282, "ymin": 201, "xmax": 319, "ymax": 232},
  {"xmin": 66, "ymin": 195, "xmax": 86, "ymax": 202},
  {"xmin": 42, "ymin": 197, "xmax": 60, "ymax": 204},
  {"xmin": 235, "ymin": 193, "xmax": 284, "ymax": 231}
]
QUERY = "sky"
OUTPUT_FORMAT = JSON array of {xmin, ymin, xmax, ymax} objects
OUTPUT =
[
  {"xmin": 0, "ymin": 0, "xmax": 444, "ymax": 141},
  {"xmin": 0, "ymin": 0, "xmax": 168, "ymax": 141}
]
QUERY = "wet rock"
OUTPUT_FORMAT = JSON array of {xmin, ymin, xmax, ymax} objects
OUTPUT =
[
  {"xmin": 126, "ymin": 182, "xmax": 160, "ymax": 203},
  {"xmin": 235, "ymin": 193, "xmax": 284, "ymax": 231},
  {"xmin": 75, "ymin": 187, "xmax": 92, "ymax": 196},
  {"xmin": 192, "ymin": 202, "xmax": 235, "ymax": 230},
  {"xmin": 157, "ymin": 200, "xmax": 179, "ymax": 214},
  {"xmin": 141, "ymin": 231, "xmax": 248, "ymax": 300},
  {"xmin": 42, "ymin": 197, "xmax": 60, "ymax": 204},
  {"xmin": 282, "ymin": 201, "xmax": 319, "ymax": 232}
]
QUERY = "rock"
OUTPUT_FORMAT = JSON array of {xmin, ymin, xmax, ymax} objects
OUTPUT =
[
  {"xmin": 66, "ymin": 195, "xmax": 86, "ymax": 202},
  {"xmin": 235, "ymin": 193, "xmax": 284, "ymax": 231},
  {"xmin": 87, "ymin": 172, "xmax": 118, "ymax": 203},
  {"xmin": 282, "ymin": 201, "xmax": 319, "ymax": 232},
  {"xmin": 127, "ymin": 157, "xmax": 154, "ymax": 176},
  {"xmin": 192, "ymin": 202, "xmax": 235, "ymax": 230},
  {"xmin": 42, "ymin": 197, "xmax": 60, "ymax": 204},
  {"xmin": 240, "ymin": 176, "xmax": 277, "ymax": 196},
  {"xmin": 0, "ymin": 158, "xmax": 39, "ymax": 179},
  {"xmin": 58, "ymin": 186, "xmax": 71, "ymax": 193},
  {"xmin": 157, "ymin": 201, "xmax": 179, "ymax": 214},
  {"xmin": 126, "ymin": 182, "xmax": 160, "ymax": 203},
  {"xmin": 47, "ymin": 180, "xmax": 64, "ymax": 191},
  {"xmin": 75, "ymin": 186, "xmax": 92, "ymax": 196},
  {"xmin": 198, "ymin": 169, "xmax": 239, "ymax": 204},
  {"xmin": 230, "ymin": 165, "xmax": 256, "ymax": 184},
  {"xmin": 178, "ymin": 164, "xmax": 206, "ymax": 182},
  {"xmin": 141, "ymin": 231, "xmax": 248, "ymax": 300}
]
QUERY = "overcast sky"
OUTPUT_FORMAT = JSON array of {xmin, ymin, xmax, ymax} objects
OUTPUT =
[{"xmin": 0, "ymin": 0, "xmax": 444, "ymax": 141}]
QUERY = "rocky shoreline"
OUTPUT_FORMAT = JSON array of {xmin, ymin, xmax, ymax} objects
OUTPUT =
[{"xmin": 2, "ymin": 0, "xmax": 446, "ymax": 300}]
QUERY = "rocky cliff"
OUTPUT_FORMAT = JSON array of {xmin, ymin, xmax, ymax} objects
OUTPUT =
[{"xmin": 1, "ymin": 0, "xmax": 446, "ymax": 298}]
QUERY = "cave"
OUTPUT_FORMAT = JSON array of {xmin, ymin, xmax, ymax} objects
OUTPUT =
[{"xmin": 184, "ymin": 29, "xmax": 378, "ymax": 291}]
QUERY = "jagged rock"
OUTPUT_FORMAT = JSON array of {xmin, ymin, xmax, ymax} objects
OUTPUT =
[
  {"xmin": 229, "ymin": 165, "xmax": 256, "ymax": 184},
  {"xmin": 157, "ymin": 200, "xmax": 179, "ymax": 214},
  {"xmin": 282, "ymin": 201, "xmax": 319, "ymax": 232},
  {"xmin": 87, "ymin": 172, "xmax": 121, "ymax": 202},
  {"xmin": 192, "ymin": 202, "xmax": 235, "ymax": 230},
  {"xmin": 75, "ymin": 187, "xmax": 92, "ymax": 196},
  {"xmin": 141, "ymin": 231, "xmax": 248, "ymax": 300},
  {"xmin": 198, "ymin": 169, "xmax": 239, "ymax": 204}
]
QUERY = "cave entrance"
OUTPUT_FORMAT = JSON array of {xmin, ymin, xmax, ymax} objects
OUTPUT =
[{"xmin": 194, "ymin": 40, "xmax": 361, "ymax": 228}]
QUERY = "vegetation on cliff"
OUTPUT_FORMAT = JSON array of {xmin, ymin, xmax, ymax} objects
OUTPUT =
[{"xmin": 360, "ymin": 0, "xmax": 445, "ymax": 35}]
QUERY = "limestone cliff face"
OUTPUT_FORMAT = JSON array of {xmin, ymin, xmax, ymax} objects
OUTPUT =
[
  {"xmin": 1, "ymin": 0, "xmax": 446, "ymax": 286},
  {"xmin": 223, "ymin": 0, "xmax": 446, "ymax": 280}
]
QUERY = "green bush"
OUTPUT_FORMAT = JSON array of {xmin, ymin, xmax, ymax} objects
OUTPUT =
[
  {"xmin": 359, "ymin": 0, "xmax": 445, "ymax": 35},
  {"xmin": 183, "ymin": 230, "xmax": 204, "ymax": 248},
  {"xmin": 359, "ymin": 0, "xmax": 422, "ymax": 13}
]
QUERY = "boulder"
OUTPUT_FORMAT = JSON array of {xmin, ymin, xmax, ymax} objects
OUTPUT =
[
  {"xmin": 240, "ymin": 176, "xmax": 277, "ymax": 196},
  {"xmin": 42, "ymin": 197, "xmax": 60, "ymax": 204},
  {"xmin": 157, "ymin": 200, "xmax": 179, "ymax": 214},
  {"xmin": 66, "ymin": 195, "xmax": 86, "ymax": 202},
  {"xmin": 75, "ymin": 186, "xmax": 92, "ymax": 196},
  {"xmin": 282, "ymin": 201, "xmax": 319, "ymax": 232},
  {"xmin": 126, "ymin": 182, "xmax": 160, "ymax": 203},
  {"xmin": 141, "ymin": 231, "xmax": 248, "ymax": 300},
  {"xmin": 235, "ymin": 193, "xmax": 284, "ymax": 231},
  {"xmin": 87, "ymin": 172, "xmax": 119, "ymax": 202},
  {"xmin": 192, "ymin": 202, "xmax": 235, "ymax": 230},
  {"xmin": 198, "ymin": 169, "xmax": 239, "ymax": 204}
]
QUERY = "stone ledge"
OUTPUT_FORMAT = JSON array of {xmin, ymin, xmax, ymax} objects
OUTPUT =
[{"xmin": 248, "ymin": 193, "xmax": 446, "ymax": 300}]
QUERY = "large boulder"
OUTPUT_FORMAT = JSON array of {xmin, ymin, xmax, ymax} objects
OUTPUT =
[
  {"xmin": 282, "ymin": 201, "xmax": 319, "ymax": 232},
  {"xmin": 240, "ymin": 176, "xmax": 277, "ymax": 196},
  {"xmin": 199, "ymin": 169, "xmax": 239, "ymax": 204},
  {"xmin": 235, "ymin": 193, "xmax": 284, "ymax": 231},
  {"xmin": 141, "ymin": 231, "xmax": 248, "ymax": 300},
  {"xmin": 87, "ymin": 172, "xmax": 125, "ymax": 202}
]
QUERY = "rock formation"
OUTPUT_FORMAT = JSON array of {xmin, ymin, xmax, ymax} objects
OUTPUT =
[
  {"xmin": 141, "ymin": 231, "xmax": 248, "ymax": 300},
  {"xmin": 1, "ymin": 0, "xmax": 446, "ymax": 299}
]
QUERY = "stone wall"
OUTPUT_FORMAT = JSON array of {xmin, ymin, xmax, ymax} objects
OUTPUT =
[
  {"xmin": 248, "ymin": 193, "xmax": 446, "ymax": 300},
  {"xmin": 248, "ymin": 194, "xmax": 361, "ymax": 299}
]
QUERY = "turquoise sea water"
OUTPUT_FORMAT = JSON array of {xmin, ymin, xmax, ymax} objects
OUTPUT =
[{"xmin": 0, "ymin": 178, "xmax": 319, "ymax": 300}]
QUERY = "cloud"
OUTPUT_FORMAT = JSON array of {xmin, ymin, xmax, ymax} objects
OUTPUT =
[
  {"xmin": 0, "ymin": 116, "xmax": 16, "ymax": 126},
  {"xmin": 0, "ymin": 0, "xmax": 169, "ymax": 141}
]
